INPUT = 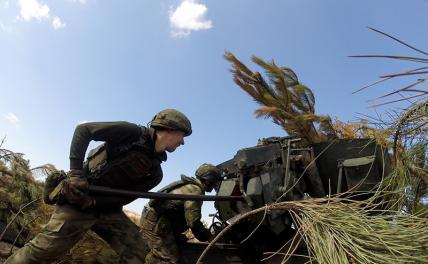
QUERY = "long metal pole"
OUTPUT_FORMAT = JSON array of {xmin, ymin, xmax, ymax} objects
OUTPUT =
[{"xmin": 88, "ymin": 185, "xmax": 245, "ymax": 202}]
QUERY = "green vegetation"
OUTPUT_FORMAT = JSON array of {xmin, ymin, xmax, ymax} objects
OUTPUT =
[
  {"xmin": 0, "ymin": 149, "xmax": 119, "ymax": 263},
  {"xmin": 213, "ymin": 51, "xmax": 428, "ymax": 263}
]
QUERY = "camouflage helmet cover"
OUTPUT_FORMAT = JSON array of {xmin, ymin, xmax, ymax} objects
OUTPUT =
[
  {"xmin": 150, "ymin": 109, "xmax": 192, "ymax": 136},
  {"xmin": 195, "ymin": 163, "xmax": 222, "ymax": 184}
]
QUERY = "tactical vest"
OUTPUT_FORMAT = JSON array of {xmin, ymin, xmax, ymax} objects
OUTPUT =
[
  {"xmin": 148, "ymin": 179, "xmax": 187, "ymax": 207},
  {"xmin": 85, "ymin": 126, "xmax": 160, "ymax": 187},
  {"xmin": 148, "ymin": 176, "xmax": 204, "ymax": 214}
]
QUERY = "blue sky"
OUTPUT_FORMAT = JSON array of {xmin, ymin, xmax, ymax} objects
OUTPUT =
[{"xmin": 1, "ymin": 0, "xmax": 427, "ymax": 215}]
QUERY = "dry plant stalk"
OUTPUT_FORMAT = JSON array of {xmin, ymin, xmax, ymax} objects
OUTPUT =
[
  {"xmin": 224, "ymin": 51, "xmax": 336, "ymax": 145},
  {"xmin": 351, "ymin": 27, "xmax": 428, "ymax": 108},
  {"xmin": 289, "ymin": 197, "xmax": 428, "ymax": 264},
  {"xmin": 198, "ymin": 197, "xmax": 428, "ymax": 264},
  {"xmin": 219, "ymin": 51, "xmax": 428, "ymax": 264}
]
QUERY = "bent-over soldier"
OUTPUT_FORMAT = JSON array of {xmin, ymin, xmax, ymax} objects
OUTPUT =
[
  {"xmin": 140, "ymin": 163, "xmax": 221, "ymax": 264},
  {"xmin": 5, "ymin": 109, "xmax": 192, "ymax": 264}
]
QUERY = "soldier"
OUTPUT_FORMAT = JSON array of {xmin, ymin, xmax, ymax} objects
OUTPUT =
[
  {"xmin": 140, "ymin": 163, "xmax": 222, "ymax": 264},
  {"xmin": 5, "ymin": 109, "xmax": 192, "ymax": 264}
]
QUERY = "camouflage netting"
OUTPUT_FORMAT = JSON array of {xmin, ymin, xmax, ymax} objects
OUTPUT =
[
  {"xmin": 0, "ymin": 148, "xmax": 137, "ymax": 264},
  {"xmin": 0, "ymin": 149, "xmax": 47, "ymax": 248}
]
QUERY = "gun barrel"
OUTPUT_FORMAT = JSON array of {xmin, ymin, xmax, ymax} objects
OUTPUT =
[{"xmin": 88, "ymin": 185, "xmax": 245, "ymax": 202}]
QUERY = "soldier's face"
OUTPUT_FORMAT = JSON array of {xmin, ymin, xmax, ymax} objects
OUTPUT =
[
  {"xmin": 201, "ymin": 179, "xmax": 218, "ymax": 193},
  {"xmin": 164, "ymin": 130, "xmax": 185, "ymax": 152}
]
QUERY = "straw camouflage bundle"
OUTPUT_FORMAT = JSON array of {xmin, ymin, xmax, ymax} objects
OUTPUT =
[{"xmin": 215, "ymin": 52, "xmax": 428, "ymax": 263}]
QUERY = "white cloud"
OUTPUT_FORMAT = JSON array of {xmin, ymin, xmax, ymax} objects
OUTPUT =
[
  {"xmin": 52, "ymin": 16, "xmax": 65, "ymax": 29},
  {"xmin": 169, "ymin": 0, "xmax": 212, "ymax": 38},
  {"xmin": 16, "ymin": 0, "xmax": 67, "ymax": 30},
  {"xmin": 3, "ymin": 112, "xmax": 19, "ymax": 124},
  {"xmin": 17, "ymin": 0, "xmax": 50, "ymax": 22}
]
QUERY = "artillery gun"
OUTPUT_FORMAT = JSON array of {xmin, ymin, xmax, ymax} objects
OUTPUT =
[{"xmin": 184, "ymin": 136, "xmax": 391, "ymax": 263}]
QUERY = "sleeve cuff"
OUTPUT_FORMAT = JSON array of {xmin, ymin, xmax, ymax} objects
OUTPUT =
[{"xmin": 70, "ymin": 158, "xmax": 84, "ymax": 170}]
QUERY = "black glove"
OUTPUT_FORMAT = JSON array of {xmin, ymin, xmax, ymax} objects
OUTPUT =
[
  {"xmin": 190, "ymin": 221, "xmax": 211, "ymax": 242},
  {"xmin": 62, "ymin": 170, "xmax": 94, "ymax": 210}
]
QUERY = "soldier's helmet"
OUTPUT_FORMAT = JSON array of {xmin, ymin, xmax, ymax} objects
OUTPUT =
[
  {"xmin": 150, "ymin": 109, "xmax": 192, "ymax": 136},
  {"xmin": 195, "ymin": 163, "xmax": 222, "ymax": 185}
]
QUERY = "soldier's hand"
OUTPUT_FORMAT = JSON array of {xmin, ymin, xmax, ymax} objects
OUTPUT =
[
  {"xmin": 74, "ymin": 194, "xmax": 95, "ymax": 210},
  {"xmin": 61, "ymin": 182, "xmax": 95, "ymax": 210},
  {"xmin": 66, "ymin": 169, "xmax": 88, "ymax": 190},
  {"xmin": 62, "ymin": 170, "xmax": 94, "ymax": 210}
]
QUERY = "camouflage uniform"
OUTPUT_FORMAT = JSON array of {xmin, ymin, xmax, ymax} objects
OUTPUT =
[
  {"xmin": 5, "ymin": 204, "xmax": 147, "ymax": 264},
  {"xmin": 6, "ymin": 122, "xmax": 166, "ymax": 264},
  {"xmin": 140, "ymin": 175, "xmax": 211, "ymax": 264}
]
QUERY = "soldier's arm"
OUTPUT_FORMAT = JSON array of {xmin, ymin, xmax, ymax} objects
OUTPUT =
[
  {"xmin": 69, "ymin": 121, "xmax": 142, "ymax": 169},
  {"xmin": 182, "ymin": 185, "xmax": 211, "ymax": 242}
]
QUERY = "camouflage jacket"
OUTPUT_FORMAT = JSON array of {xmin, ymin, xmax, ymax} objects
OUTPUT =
[
  {"xmin": 149, "ymin": 175, "xmax": 211, "ymax": 241},
  {"xmin": 69, "ymin": 121, "xmax": 166, "ymax": 211}
]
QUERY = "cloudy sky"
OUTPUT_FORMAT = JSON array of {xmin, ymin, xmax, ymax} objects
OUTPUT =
[{"xmin": 1, "ymin": 0, "xmax": 427, "ymax": 214}]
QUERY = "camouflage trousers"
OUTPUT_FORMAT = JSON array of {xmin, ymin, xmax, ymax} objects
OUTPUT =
[
  {"xmin": 140, "ymin": 207, "xmax": 180, "ymax": 264},
  {"xmin": 4, "ymin": 204, "xmax": 148, "ymax": 264}
]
